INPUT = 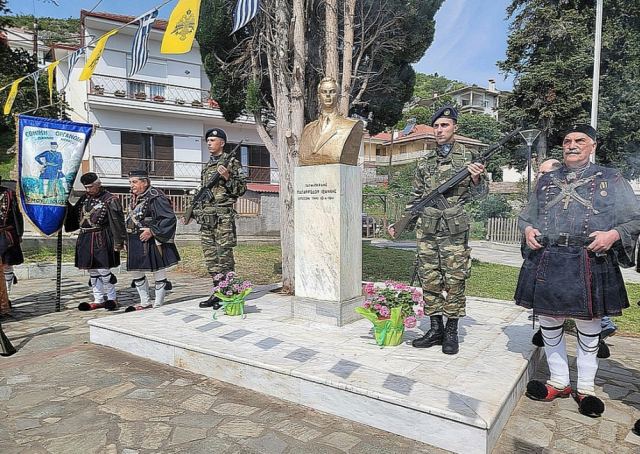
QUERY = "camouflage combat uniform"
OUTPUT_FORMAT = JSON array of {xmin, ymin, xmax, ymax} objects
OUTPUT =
[
  {"xmin": 194, "ymin": 151, "xmax": 247, "ymax": 279},
  {"xmin": 411, "ymin": 142, "xmax": 488, "ymax": 318}
]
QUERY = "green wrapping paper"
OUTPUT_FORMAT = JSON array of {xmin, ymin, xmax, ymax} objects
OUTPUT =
[
  {"xmin": 214, "ymin": 288, "xmax": 252, "ymax": 317},
  {"xmin": 355, "ymin": 306, "xmax": 405, "ymax": 347}
]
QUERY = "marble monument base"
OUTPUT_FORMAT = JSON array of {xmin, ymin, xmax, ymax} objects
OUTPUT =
[
  {"xmin": 89, "ymin": 291, "xmax": 542, "ymax": 454},
  {"xmin": 291, "ymin": 295, "xmax": 363, "ymax": 326}
]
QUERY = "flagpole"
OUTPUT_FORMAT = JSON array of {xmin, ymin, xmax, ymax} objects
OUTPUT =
[{"xmin": 55, "ymin": 95, "xmax": 65, "ymax": 312}]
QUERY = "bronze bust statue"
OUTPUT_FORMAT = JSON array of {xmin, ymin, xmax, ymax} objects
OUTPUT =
[{"xmin": 298, "ymin": 77, "xmax": 364, "ymax": 166}]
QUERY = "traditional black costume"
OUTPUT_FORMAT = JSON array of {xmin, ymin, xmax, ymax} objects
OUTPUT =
[
  {"xmin": 0, "ymin": 186, "xmax": 24, "ymax": 305},
  {"xmin": 65, "ymin": 173, "xmax": 127, "ymax": 310}
]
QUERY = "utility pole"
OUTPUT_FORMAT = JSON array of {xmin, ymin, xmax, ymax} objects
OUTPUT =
[
  {"xmin": 590, "ymin": 0, "xmax": 603, "ymax": 163},
  {"xmin": 32, "ymin": 18, "xmax": 39, "ymax": 66}
]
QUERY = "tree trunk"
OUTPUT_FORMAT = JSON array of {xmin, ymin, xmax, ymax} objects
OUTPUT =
[
  {"xmin": 339, "ymin": 0, "xmax": 356, "ymax": 116},
  {"xmin": 325, "ymin": 0, "xmax": 338, "ymax": 80}
]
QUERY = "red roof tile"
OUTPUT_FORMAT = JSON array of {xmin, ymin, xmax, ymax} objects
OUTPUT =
[
  {"xmin": 247, "ymin": 183, "xmax": 279, "ymax": 193},
  {"xmin": 81, "ymin": 10, "xmax": 168, "ymax": 31}
]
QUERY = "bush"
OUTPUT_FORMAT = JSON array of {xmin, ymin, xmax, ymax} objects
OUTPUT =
[{"xmin": 468, "ymin": 194, "xmax": 513, "ymax": 222}]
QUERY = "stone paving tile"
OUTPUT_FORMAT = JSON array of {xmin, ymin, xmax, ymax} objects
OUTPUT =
[{"xmin": 3, "ymin": 273, "xmax": 640, "ymax": 453}]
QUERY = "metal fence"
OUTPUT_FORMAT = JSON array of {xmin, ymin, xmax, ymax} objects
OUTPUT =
[
  {"xmin": 114, "ymin": 192, "xmax": 261, "ymax": 216},
  {"xmin": 486, "ymin": 217, "xmax": 521, "ymax": 244}
]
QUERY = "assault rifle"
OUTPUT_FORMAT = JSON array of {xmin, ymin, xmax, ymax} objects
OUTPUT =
[
  {"xmin": 183, "ymin": 140, "xmax": 244, "ymax": 224},
  {"xmin": 389, "ymin": 127, "xmax": 521, "ymax": 238}
]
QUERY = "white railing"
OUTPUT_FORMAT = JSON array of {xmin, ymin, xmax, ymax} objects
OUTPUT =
[{"xmin": 486, "ymin": 217, "xmax": 521, "ymax": 244}]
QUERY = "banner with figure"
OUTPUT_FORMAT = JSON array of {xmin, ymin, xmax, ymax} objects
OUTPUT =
[{"xmin": 17, "ymin": 115, "xmax": 94, "ymax": 236}]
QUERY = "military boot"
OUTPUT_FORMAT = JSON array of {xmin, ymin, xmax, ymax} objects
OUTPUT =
[
  {"xmin": 412, "ymin": 315, "xmax": 444, "ymax": 348},
  {"xmin": 442, "ymin": 318, "xmax": 459, "ymax": 355},
  {"xmin": 199, "ymin": 294, "xmax": 222, "ymax": 309}
]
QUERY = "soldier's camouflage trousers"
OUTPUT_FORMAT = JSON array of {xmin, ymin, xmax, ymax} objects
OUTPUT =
[
  {"xmin": 416, "ymin": 229, "xmax": 471, "ymax": 318},
  {"xmin": 200, "ymin": 212, "xmax": 237, "ymax": 278}
]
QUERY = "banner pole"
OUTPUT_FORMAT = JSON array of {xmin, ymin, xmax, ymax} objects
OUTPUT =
[{"xmin": 55, "ymin": 95, "xmax": 65, "ymax": 313}]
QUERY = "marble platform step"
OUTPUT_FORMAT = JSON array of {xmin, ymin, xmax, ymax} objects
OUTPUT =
[{"xmin": 89, "ymin": 292, "xmax": 541, "ymax": 454}]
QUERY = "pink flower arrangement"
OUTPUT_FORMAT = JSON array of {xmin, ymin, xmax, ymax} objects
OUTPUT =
[
  {"xmin": 361, "ymin": 280, "xmax": 424, "ymax": 328},
  {"xmin": 213, "ymin": 271, "xmax": 253, "ymax": 301}
]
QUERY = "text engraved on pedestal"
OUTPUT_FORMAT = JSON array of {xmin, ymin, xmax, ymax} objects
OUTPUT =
[{"xmin": 296, "ymin": 182, "xmax": 337, "ymax": 202}]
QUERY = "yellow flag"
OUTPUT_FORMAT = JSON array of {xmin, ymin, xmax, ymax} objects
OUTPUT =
[
  {"xmin": 79, "ymin": 29, "xmax": 118, "ymax": 81},
  {"xmin": 3, "ymin": 76, "xmax": 27, "ymax": 115},
  {"xmin": 161, "ymin": 0, "xmax": 201, "ymax": 54},
  {"xmin": 47, "ymin": 61, "xmax": 60, "ymax": 103}
]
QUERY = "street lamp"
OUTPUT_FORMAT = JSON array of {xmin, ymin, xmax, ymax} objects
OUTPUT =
[{"xmin": 519, "ymin": 129, "xmax": 541, "ymax": 196}]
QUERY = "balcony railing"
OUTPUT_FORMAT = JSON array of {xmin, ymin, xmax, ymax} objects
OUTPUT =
[
  {"xmin": 89, "ymin": 74, "xmax": 219, "ymax": 109},
  {"xmin": 112, "ymin": 192, "xmax": 261, "ymax": 216},
  {"xmin": 92, "ymin": 156, "xmax": 276, "ymax": 184}
]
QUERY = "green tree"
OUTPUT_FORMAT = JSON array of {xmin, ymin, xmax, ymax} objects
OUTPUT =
[
  {"xmin": 499, "ymin": 0, "xmax": 640, "ymax": 177},
  {"xmin": 196, "ymin": 0, "xmax": 444, "ymax": 291},
  {"xmin": 413, "ymin": 73, "xmax": 465, "ymax": 100},
  {"xmin": 457, "ymin": 113, "xmax": 511, "ymax": 180}
]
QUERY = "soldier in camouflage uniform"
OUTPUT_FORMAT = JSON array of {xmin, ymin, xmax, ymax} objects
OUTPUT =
[
  {"xmin": 190, "ymin": 128, "xmax": 247, "ymax": 308},
  {"xmin": 390, "ymin": 106, "xmax": 488, "ymax": 355}
]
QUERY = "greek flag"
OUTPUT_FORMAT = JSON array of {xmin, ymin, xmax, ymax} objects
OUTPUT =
[
  {"xmin": 61, "ymin": 48, "xmax": 85, "ymax": 91},
  {"xmin": 231, "ymin": 0, "xmax": 260, "ymax": 34},
  {"xmin": 128, "ymin": 9, "xmax": 159, "ymax": 77}
]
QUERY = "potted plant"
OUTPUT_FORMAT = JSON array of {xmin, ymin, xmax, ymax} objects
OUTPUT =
[
  {"xmin": 134, "ymin": 92, "xmax": 147, "ymax": 100},
  {"xmin": 212, "ymin": 271, "xmax": 253, "ymax": 317},
  {"xmin": 175, "ymin": 98, "xmax": 185, "ymax": 105},
  {"xmin": 94, "ymin": 85, "xmax": 105, "ymax": 95},
  {"xmin": 356, "ymin": 281, "xmax": 423, "ymax": 346},
  {"xmin": 153, "ymin": 95, "xmax": 166, "ymax": 102},
  {"xmin": 191, "ymin": 99, "xmax": 203, "ymax": 107},
  {"xmin": 114, "ymin": 89, "xmax": 126, "ymax": 98}
]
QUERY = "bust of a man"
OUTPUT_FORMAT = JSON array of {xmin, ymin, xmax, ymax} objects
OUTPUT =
[{"xmin": 298, "ymin": 77, "xmax": 364, "ymax": 166}]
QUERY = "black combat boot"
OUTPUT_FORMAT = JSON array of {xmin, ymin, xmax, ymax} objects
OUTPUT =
[
  {"xmin": 199, "ymin": 294, "xmax": 222, "ymax": 309},
  {"xmin": 442, "ymin": 318, "xmax": 459, "ymax": 355},
  {"xmin": 412, "ymin": 315, "xmax": 444, "ymax": 348}
]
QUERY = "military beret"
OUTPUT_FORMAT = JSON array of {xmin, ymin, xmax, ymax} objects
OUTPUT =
[
  {"xmin": 205, "ymin": 128, "xmax": 227, "ymax": 142},
  {"xmin": 80, "ymin": 172, "xmax": 99, "ymax": 185},
  {"xmin": 431, "ymin": 105, "xmax": 458, "ymax": 126},
  {"xmin": 128, "ymin": 169, "xmax": 149, "ymax": 178},
  {"xmin": 564, "ymin": 123, "xmax": 597, "ymax": 141}
]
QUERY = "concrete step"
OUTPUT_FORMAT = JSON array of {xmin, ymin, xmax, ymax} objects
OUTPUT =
[{"xmin": 89, "ymin": 293, "xmax": 541, "ymax": 454}]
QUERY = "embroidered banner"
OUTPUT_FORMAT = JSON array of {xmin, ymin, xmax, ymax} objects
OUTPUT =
[{"xmin": 17, "ymin": 115, "xmax": 94, "ymax": 236}]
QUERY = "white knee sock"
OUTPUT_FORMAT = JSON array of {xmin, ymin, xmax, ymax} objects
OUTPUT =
[
  {"xmin": 130, "ymin": 272, "xmax": 150, "ymax": 307},
  {"xmin": 89, "ymin": 269, "xmax": 105, "ymax": 304},
  {"xmin": 539, "ymin": 315, "xmax": 570, "ymax": 389},
  {"xmin": 575, "ymin": 318, "xmax": 601, "ymax": 395}
]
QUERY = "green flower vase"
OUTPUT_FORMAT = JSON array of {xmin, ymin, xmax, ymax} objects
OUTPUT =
[{"xmin": 355, "ymin": 306, "xmax": 405, "ymax": 347}]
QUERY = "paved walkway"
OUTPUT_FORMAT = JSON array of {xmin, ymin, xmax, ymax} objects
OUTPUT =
[{"xmin": 2, "ymin": 271, "xmax": 640, "ymax": 453}]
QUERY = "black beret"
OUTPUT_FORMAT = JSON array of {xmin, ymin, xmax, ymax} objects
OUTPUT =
[
  {"xmin": 564, "ymin": 123, "xmax": 597, "ymax": 141},
  {"xmin": 431, "ymin": 105, "xmax": 458, "ymax": 126},
  {"xmin": 205, "ymin": 128, "xmax": 227, "ymax": 142},
  {"xmin": 128, "ymin": 169, "xmax": 149, "ymax": 178},
  {"xmin": 80, "ymin": 172, "xmax": 99, "ymax": 185}
]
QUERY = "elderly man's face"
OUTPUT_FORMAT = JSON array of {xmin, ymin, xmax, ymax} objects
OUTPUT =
[
  {"xmin": 129, "ymin": 177, "xmax": 149, "ymax": 195},
  {"xmin": 562, "ymin": 132, "xmax": 596, "ymax": 168},
  {"xmin": 84, "ymin": 181, "xmax": 101, "ymax": 197},
  {"xmin": 318, "ymin": 81, "xmax": 338, "ymax": 109}
]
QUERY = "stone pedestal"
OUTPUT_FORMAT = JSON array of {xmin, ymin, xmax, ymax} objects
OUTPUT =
[{"xmin": 293, "ymin": 164, "xmax": 362, "ymax": 326}]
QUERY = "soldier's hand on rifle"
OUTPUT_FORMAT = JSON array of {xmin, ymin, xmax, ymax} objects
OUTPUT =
[
  {"xmin": 467, "ymin": 162, "xmax": 485, "ymax": 184},
  {"xmin": 387, "ymin": 224, "xmax": 396, "ymax": 239},
  {"xmin": 217, "ymin": 165, "xmax": 230, "ymax": 181},
  {"xmin": 139, "ymin": 228, "xmax": 153, "ymax": 242},
  {"xmin": 524, "ymin": 226, "xmax": 543, "ymax": 250}
]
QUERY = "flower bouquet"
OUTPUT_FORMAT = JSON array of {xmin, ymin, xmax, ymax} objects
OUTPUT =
[
  {"xmin": 356, "ymin": 281, "xmax": 424, "ymax": 347},
  {"xmin": 212, "ymin": 272, "xmax": 253, "ymax": 317}
]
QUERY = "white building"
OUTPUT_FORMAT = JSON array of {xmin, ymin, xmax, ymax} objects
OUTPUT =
[
  {"xmin": 418, "ymin": 79, "xmax": 507, "ymax": 120},
  {"xmin": 53, "ymin": 10, "xmax": 278, "ymax": 199},
  {"xmin": 2, "ymin": 27, "xmax": 51, "ymax": 68}
]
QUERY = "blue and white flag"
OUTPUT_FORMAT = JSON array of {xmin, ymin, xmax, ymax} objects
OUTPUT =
[
  {"xmin": 61, "ymin": 48, "xmax": 85, "ymax": 92},
  {"xmin": 231, "ymin": 0, "xmax": 260, "ymax": 34},
  {"xmin": 128, "ymin": 9, "xmax": 159, "ymax": 77},
  {"xmin": 18, "ymin": 115, "xmax": 94, "ymax": 236}
]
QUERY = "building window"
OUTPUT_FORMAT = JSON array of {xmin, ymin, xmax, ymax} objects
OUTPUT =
[
  {"xmin": 244, "ymin": 144, "xmax": 271, "ymax": 183},
  {"xmin": 121, "ymin": 132, "xmax": 174, "ymax": 178}
]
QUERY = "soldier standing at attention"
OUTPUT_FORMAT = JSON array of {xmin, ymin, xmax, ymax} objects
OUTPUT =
[
  {"xmin": 65, "ymin": 172, "xmax": 126, "ymax": 311},
  {"xmin": 187, "ymin": 128, "xmax": 246, "ymax": 309},
  {"xmin": 388, "ymin": 106, "xmax": 488, "ymax": 355}
]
